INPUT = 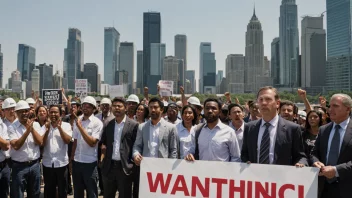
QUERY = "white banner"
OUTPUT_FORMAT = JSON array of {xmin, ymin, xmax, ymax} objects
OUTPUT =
[
  {"xmin": 75, "ymin": 79, "xmax": 88, "ymax": 101},
  {"xmin": 159, "ymin": 80, "xmax": 174, "ymax": 96},
  {"xmin": 140, "ymin": 158, "xmax": 318, "ymax": 198},
  {"xmin": 109, "ymin": 85, "xmax": 125, "ymax": 98}
]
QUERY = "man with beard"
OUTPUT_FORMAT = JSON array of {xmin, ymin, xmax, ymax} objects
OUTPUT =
[
  {"xmin": 279, "ymin": 100, "xmax": 297, "ymax": 122},
  {"xmin": 8, "ymin": 100, "xmax": 44, "ymax": 198},
  {"xmin": 41, "ymin": 105, "xmax": 72, "ymax": 197},
  {"xmin": 228, "ymin": 103, "xmax": 246, "ymax": 150},
  {"xmin": 126, "ymin": 94, "xmax": 140, "ymax": 120},
  {"xmin": 95, "ymin": 98, "xmax": 114, "ymax": 196},
  {"xmin": 71, "ymin": 96, "xmax": 103, "ymax": 198},
  {"xmin": 100, "ymin": 97, "xmax": 138, "ymax": 198},
  {"xmin": 185, "ymin": 98, "xmax": 241, "ymax": 162},
  {"xmin": 133, "ymin": 97, "xmax": 178, "ymax": 162}
]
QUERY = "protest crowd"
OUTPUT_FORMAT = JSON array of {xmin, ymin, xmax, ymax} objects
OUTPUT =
[{"xmin": 0, "ymin": 85, "xmax": 351, "ymax": 198}]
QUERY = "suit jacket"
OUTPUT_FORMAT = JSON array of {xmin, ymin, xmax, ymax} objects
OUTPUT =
[
  {"xmin": 95, "ymin": 112, "xmax": 115, "ymax": 128},
  {"xmin": 100, "ymin": 117, "xmax": 139, "ymax": 176},
  {"xmin": 311, "ymin": 120, "xmax": 352, "ymax": 198},
  {"xmin": 132, "ymin": 119, "xmax": 178, "ymax": 159},
  {"xmin": 241, "ymin": 116, "xmax": 307, "ymax": 165}
]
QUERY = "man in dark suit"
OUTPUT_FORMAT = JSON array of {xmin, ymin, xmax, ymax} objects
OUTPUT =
[
  {"xmin": 100, "ymin": 97, "xmax": 138, "ymax": 198},
  {"xmin": 311, "ymin": 93, "xmax": 352, "ymax": 198},
  {"xmin": 241, "ymin": 86, "xmax": 307, "ymax": 166},
  {"xmin": 96, "ymin": 98, "xmax": 115, "ymax": 196}
]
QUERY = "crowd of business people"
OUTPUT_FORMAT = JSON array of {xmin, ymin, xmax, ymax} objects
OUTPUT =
[{"xmin": 0, "ymin": 86, "xmax": 351, "ymax": 198}]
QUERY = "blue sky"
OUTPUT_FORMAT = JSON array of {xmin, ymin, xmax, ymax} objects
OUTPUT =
[{"xmin": 0, "ymin": 0, "xmax": 326, "ymax": 87}]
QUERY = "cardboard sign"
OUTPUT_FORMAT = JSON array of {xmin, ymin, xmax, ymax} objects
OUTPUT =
[
  {"xmin": 42, "ymin": 89, "xmax": 62, "ymax": 106},
  {"xmin": 159, "ymin": 80, "xmax": 174, "ymax": 96},
  {"xmin": 75, "ymin": 79, "xmax": 88, "ymax": 101},
  {"xmin": 139, "ymin": 158, "xmax": 319, "ymax": 198}
]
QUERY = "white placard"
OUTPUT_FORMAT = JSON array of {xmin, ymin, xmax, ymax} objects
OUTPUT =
[
  {"xmin": 140, "ymin": 158, "xmax": 318, "ymax": 198},
  {"xmin": 75, "ymin": 79, "xmax": 88, "ymax": 101},
  {"xmin": 159, "ymin": 80, "xmax": 174, "ymax": 97}
]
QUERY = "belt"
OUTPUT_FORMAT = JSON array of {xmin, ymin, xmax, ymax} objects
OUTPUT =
[
  {"xmin": 0, "ymin": 160, "xmax": 6, "ymax": 169},
  {"xmin": 12, "ymin": 159, "xmax": 39, "ymax": 166}
]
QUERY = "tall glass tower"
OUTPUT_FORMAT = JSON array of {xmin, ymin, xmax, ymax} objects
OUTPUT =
[
  {"xmin": 104, "ymin": 27, "xmax": 120, "ymax": 85},
  {"xmin": 17, "ymin": 44, "xmax": 36, "ymax": 81}
]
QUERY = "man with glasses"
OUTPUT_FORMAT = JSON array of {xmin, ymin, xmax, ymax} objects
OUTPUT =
[
  {"xmin": 164, "ymin": 103, "xmax": 182, "ymax": 125},
  {"xmin": 8, "ymin": 100, "xmax": 43, "ymax": 198}
]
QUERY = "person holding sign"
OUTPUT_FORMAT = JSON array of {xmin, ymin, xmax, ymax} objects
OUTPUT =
[
  {"xmin": 241, "ymin": 86, "xmax": 307, "ymax": 166},
  {"xmin": 311, "ymin": 94, "xmax": 352, "ymax": 198},
  {"xmin": 41, "ymin": 105, "xmax": 72, "ymax": 198},
  {"xmin": 71, "ymin": 96, "xmax": 103, "ymax": 198},
  {"xmin": 8, "ymin": 100, "xmax": 44, "ymax": 198}
]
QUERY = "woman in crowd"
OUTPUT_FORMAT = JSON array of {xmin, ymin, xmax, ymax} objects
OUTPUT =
[
  {"xmin": 135, "ymin": 103, "xmax": 149, "ymax": 124},
  {"xmin": 35, "ymin": 105, "xmax": 49, "ymax": 127},
  {"xmin": 177, "ymin": 105, "xmax": 197, "ymax": 159},
  {"xmin": 303, "ymin": 110, "xmax": 323, "ymax": 165}
]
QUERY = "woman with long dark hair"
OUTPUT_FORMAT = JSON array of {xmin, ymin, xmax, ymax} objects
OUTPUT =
[
  {"xmin": 135, "ymin": 103, "xmax": 149, "ymax": 124},
  {"xmin": 35, "ymin": 105, "xmax": 49, "ymax": 127},
  {"xmin": 303, "ymin": 110, "xmax": 323, "ymax": 164},
  {"xmin": 177, "ymin": 105, "xmax": 197, "ymax": 159}
]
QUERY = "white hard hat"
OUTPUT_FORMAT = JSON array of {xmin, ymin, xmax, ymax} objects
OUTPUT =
[
  {"xmin": 26, "ymin": 98, "xmax": 35, "ymax": 104},
  {"xmin": 82, "ymin": 96, "xmax": 97, "ymax": 107},
  {"xmin": 100, "ymin": 98, "xmax": 112, "ymax": 106},
  {"xmin": 187, "ymin": 96, "xmax": 201, "ymax": 107},
  {"xmin": 2, "ymin": 98, "xmax": 16, "ymax": 109},
  {"xmin": 126, "ymin": 94, "xmax": 140, "ymax": 104},
  {"xmin": 176, "ymin": 101, "xmax": 183, "ymax": 107},
  {"xmin": 15, "ymin": 100, "xmax": 30, "ymax": 111},
  {"xmin": 298, "ymin": 110, "xmax": 307, "ymax": 120}
]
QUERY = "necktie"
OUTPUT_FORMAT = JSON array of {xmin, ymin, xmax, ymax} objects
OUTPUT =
[
  {"xmin": 259, "ymin": 122, "xmax": 271, "ymax": 164},
  {"xmin": 326, "ymin": 125, "xmax": 341, "ymax": 183}
]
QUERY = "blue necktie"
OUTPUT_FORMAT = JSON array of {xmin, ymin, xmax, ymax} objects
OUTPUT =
[
  {"xmin": 259, "ymin": 123, "xmax": 271, "ymax": 164},
  {"xmin": 326, "ymin": 125, "xmax": 341, "ymax": 183}
]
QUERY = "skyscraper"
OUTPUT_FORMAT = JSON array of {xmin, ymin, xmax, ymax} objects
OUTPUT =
[
  {"xmin": 83, "ymin": 63, "xmax": 98, "ymax": 92},
  {"xmin": 53, "ymin": 71, "xmax": 63, "ymax": 89},
  {"xmin": 279, "ymin": 0, "xmax": 299, "ymax": 87},
  {"xmin": 185, "ymin": 70, "xmax": 195, "ymax": 94},
  {"xmin": 17, "ymin": 44, "xmax": 36, "ymax": 81},
  {"xmin": 136, "ymin": 51, "xmax": 143, "ymax": 91},
  {"xmin": 245, "ymin": 9, "xmax": 264, "ymax": 93},
  {"xmin": 64, "ymin": 28, "xmax": 84, "ymax": 90},
  {"xmin": 271, "ymin": 38, "xmax": 280, "ymax": 86},
  {"xmin": 0, "ymin": 44, "xmax": 3, "ymax": 88},
  {"xmin": 163, "ymin": 56, "xmax": 183, "ymax": 94},
  {"xmin": 175, "ymin": 34, "xmax": 187, "ymax": 70},
  {"xmin": 31, "ymin": 69, "xmax": 40, "ymax": 95},
  {"xmin": 37, "ymin": 63, "xmax": 53, "ymax": 95},
  {"xmin": 150, "ymin": 43, "xmax": 166, "ymax": 76},
  {"xmin": 226, "ymin": 54, "xmax": 245, "ymax": 93},
  {"xmin": 119, "ymin": 42, "xmax": 135, "ymax": 94},
  {"xmin": 104, "ymin": 27, "xmax": 120, "ymax": 85},
  {"xmin": 216, "ymin": 70, "xmax": 224, "ymax": 94},
  {"xmin": 143, "ymin": 12, "xmax": 161, "ymax": 88},
  {"xmin": 326, "ymin": 0, "xmax": 352, "ymax": 90},
  {"xmin": 199, "ymin": 42, "xmax": 216, "ymax": 94},
  {"xmin": 301, "ymin": 16, "xmax": 326, "ymax": 89}
]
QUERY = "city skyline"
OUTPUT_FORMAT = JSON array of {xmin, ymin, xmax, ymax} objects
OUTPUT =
[{"xmin": 0, "ymin": 0, "xmax": 326, "ymax": 90}]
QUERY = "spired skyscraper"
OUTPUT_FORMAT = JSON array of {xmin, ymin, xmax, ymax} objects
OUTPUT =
[
  {"xmin": 104, "ymin": 27, "xmax": 120, "ymax": 85},
  {"xmin": 143, "ymin": 12, "xmax": 161, "ymax": 92},
  {"xmin": 245, "ymin": 9, "xmax": 264, "ymax": 93},
  {"xmin": 279, "ymin": 0, "xmax": 299, "ymax": 88},
  {"xmin": 64, "ymin": 28, "xmax": 84, "ymax": 90},
  {"xmin": 17, "ymin": 44, "xmax": 36, "ymax": 81},
  {"xmin": 326, "ymin": 0, "xmax": 352, "ymax": 90}
]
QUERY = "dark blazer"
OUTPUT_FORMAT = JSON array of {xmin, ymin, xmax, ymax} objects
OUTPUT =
[
  {"xmin": 311, "ymin": 120, "xmax": 352, "ymax": 198},
  {"xmin": 241, "ymin": 116, "xmax": 308, "ymax": 165},
  {"xmin": 100, "ymin": 117, "xmax": 139, "ymax": 176},
  {"xmin": 95, "ymin": 112, "xmax": 115, "ymax": 128}
]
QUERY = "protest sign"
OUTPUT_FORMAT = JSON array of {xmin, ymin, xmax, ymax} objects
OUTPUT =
[
  {"xmin": 75, "ymin": 79, "xmax": 88, "ymax": 101},
  {"xmin": 42, "ymin": 89, "xmax": 62, "ymax": 106},
  {"xmin": 140, "ymin": 158, "xmax": 319, "ymax": 198},
  {"xmin": 159, "ymin": 80, "xmax": 174, "ymax": 96}
]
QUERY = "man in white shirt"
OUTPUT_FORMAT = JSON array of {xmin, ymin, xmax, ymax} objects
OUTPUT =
[
  {"xmin": 71, "ymin": 96, "xmax": 103, "ymax": 198},
  {"xmin": 41, "ymin": 105, "xmax": 72, "ymax": 198},
  {"xmin": 8, "ymin": 100, "xmax": 44, "ymax": 198},
  {"xmin": 228, "ymin": 103, "xmax": 246, "ymax": 150},
  {"xmin": 0, "ymin": 117, "xmax": 10, "ymax": 197}
]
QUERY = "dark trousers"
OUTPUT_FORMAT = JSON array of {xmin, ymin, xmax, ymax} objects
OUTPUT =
[
  {"xmin": 0, "ymin": 162, "xmax": 10, "ymax": 197},
  {"xmin": 72, "ymin": 161, "xmax": 98, "ymax": 198},
  {"xmin": 98, "ymin": 144, "xmax": 104, "ymax": 193},
  {"xmin": 133, "ymin": 166, "xmax": 140, "ymax": 198},
  {"xmin": 102, "ymin": 160, "xmax": 132, "ymax": 198},
  {"xmin": 11, "ymin": 160, "xmax": 41, "ymax": 198},
  {"xmin": 322, "ymin": 181, "xmax": 341, "ymax": 198},
  {"xmin": 66, "ymin": 164, "xmax": 72, "ymax": 193},
  {"xmin": 43, "ymin": 165, "xmax": 67, "ymax": 198}
]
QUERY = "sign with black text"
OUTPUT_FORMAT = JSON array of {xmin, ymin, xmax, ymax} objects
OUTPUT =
[{"xmin": 42, "ymin": 89, "xmax": 62, "ymax": 106}]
